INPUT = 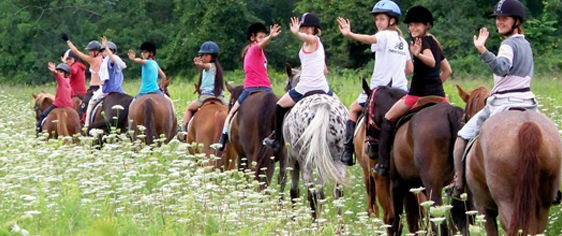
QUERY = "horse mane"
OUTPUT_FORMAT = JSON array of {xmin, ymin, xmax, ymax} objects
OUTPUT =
[
  {"xmin": 465, "ymin": 86, "xmax": 490, "ymax": 119},
  {"xmin": 35, "ymin": 92, "xmax": 54, "ymax": 106}
]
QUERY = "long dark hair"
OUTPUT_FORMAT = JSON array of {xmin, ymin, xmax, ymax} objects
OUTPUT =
[{"xmin": 197, "ymin": 55, "xmax": 224, "ymax": 97}]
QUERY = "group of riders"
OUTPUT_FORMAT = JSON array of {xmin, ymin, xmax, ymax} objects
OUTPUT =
[{"xmin": 39, "ymin": 0, "xmax": 540, "ymax": 200}]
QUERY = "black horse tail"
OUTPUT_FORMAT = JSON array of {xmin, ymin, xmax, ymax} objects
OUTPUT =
[
  {"xmin": 254, "ymin": 92, "xmax": 279, "ymax": 184},
  {"xmin": 144, "ymin": 98, "xmax": 157, "ymax": 145},
  {"xmin": 447, "ymin": 105, "xmax": 464, "ymax": 151}
]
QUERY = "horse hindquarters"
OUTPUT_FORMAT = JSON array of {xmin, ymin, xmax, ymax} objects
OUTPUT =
[{"xmin": 143, "ymin": 98, "xmax": 157, "ymax": 145}]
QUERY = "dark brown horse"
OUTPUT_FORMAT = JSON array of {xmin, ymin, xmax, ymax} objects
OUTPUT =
[
  {"xmin": 128, "ymin": 78, "xmax": 177, "ymax": 145},
  {"xmin": 186, "ymin": 97, "xmax": 236, "ymax": 171},
  {"xmin": 72, "ymin": 94, "xmax": 83, "ymax": 114},
  {"xmin": 225, "ymin": 83, "xmax": 285, "ymax": 191},
  {"xmin": 87, "ymin": 92, "xmax": 133, "ymax": 134},
  {"xmin": 364, "ymin": 81, "xmax": 464, "ymax": 235},
  {"xmin": 32, "ymin": 92, "xmax": 81, "ymax": 143},
  {"xmin": 456, "ymin": 85, "xmax": 561, "ymax": 236}
]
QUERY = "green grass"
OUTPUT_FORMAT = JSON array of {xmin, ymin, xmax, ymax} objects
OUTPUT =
[{"xmin": 0, "ymin": 70, "xmax": 562, "ymax": 235}]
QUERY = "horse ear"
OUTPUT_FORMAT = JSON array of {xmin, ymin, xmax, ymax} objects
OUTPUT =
[
  {"xmin": 225, "ymin": 81, "xmax": 234, "ymax": 93},
  {"xmin": 456, "ymin": 84, "xmax": 469, "ymax": 103},
  {"xmin": 386, "ymin": 78, "xmax": 393, "ymax": 87},
  {"xmin": 164, "ymin": 77, "xmax": 171, "ymax": 87},
  {"xmin": 362, "ymin": 79, "xmax": 371, "ymax": 95},
  {"xmin": 41, "ymin": 90, "xmax": 46, "ymax": 94},
  {"xmin": 32, "ymin": 93, "xmax": 37, "ymax": 99},
  {"xmin": 285, "ymin": 63, "xmax": 293, "ymax": 77}
]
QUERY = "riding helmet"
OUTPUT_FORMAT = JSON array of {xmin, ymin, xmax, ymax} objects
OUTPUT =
[
  {"xmin": 198, "ymin": 41, "xmax": 220, "ymax": 55},
  {"xmin": 84, "ymin": 40, "xmax": 103, "ymax": 51},
  {"xmin": 56, "ymin": 63, "xmax": 71, "ymax": 74},
  {"xmin": 403, "ymin": 5, "xmax": 433, "ymax": 26},
  {"xmin": 67, "ymin": 50, "xmax": 78, "ymax": 60},
  {"xmin": 106, "ymin": 41, "xmax": 117, "ymax": 53},
  {"xmin": 247, "ymin": 23, "xmax": 269, "ymax": 41},
  {"xmin": 300, "ymin": 12, "xmax": 321, "ymax": 29},
  {"xmin": 140, "ymin": 42, "xmax": 157, "ymax": 55},
  {"xmin": 371, "ymin": 0, "xmax": 401, "ymax": 21},
  {"xmin": 490, "ymin": 0, "xmax": 525, "ymax": 22}
]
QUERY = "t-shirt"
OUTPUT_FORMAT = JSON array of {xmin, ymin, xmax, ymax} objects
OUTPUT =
[
  {"xmin": 408, "ymin": 36, "xmax": 445, "ymax": 97},
  {"xmin": 243, "ymin": 44, "xmax": 272, "ymax": 89},
  {"xmin": 53, "ymin": 74, "xmax": 74, "ymax": 108},
  {"xmin": 102, "ymin": 55, "xmax": 126, "ymax": 94},
  {"xmin": 370, "ymin": 30, "xmax": 409, "ymax": 91},
  {"xmin": 295, "ymin": 36, "xmax": 329, "ymax": 94},
  {"xmin": 200, "ymin": 63, "xmax": 219, "ymax": 96},
  {"xmin": 69, "ymin": 62, "xmax": 86, "ymax": 96},
  {"xmin": 138, "ymin": 60, "xmax": 159, "ymax": 94}
]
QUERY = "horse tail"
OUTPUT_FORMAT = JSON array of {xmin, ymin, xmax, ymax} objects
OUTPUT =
[
  {"xmin": 508, "ymin": 122, "xmax": 541, "ymax": 235},
  {"xmin": 254, "ymin": 93, "xmax": 278, "ymax": 174},
  {"xmin": 299, "ymin": 103, "xmax": 347, "ymax": 186},
  {"xmin": 58, "ymin": 109, "xmax": 70, "ymax": 137},
  {"xmin": 143, "ymin": 99, "xmax": 157, "ymax": 145},
  {"xmin": 447, "ymin": 105, "xmax": 464, "ymax": 154}
]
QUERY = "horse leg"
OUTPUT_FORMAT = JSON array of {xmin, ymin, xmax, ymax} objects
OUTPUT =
[
  {"xmin": 375, "ymin": 172, "xmax": 394, "ymax": 225},
  {"xmin": 289, "ymin": 159, "xmax": 300, "ymax": 207},
  {"xmin": 334, "ymin": 164, "xmax": 346, "ymax": 216},
  {"xmin": 404, "ymin": 192, "xmax": 421, "ymax": 234},
  {"xmin": 315, "ymin": 175, "xmax": 326, "ymax": 220},
  {"xmin": 390, "ymin": 180, "xmax": 407, "ymax": 235},
  {"xmin": 277, "ymin": 149, "xmax": 288, "ymax": 201},
  {"xmin": 427, "ymin": 184, "xmax": 449, "ymax": 235},
  {"xmin": 301, "ymin": 166, "xmax": 317, "ymax": 219},
  {"xmin": 480, "ymin": 207, "xmax": 499, "ymax": 236}
]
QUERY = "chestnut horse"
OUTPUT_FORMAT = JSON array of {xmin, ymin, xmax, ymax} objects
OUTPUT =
[
  {"xmin": 186, "ymin": 93, "xmax": 236, "ymax": 171},
  {"xmin": 32, "ymin": 92, "xmax": 81, "ymax": 142},
  {"xmin": 128, "ymin": 78, "xmax": 177, "ymax": 145},
  {"xmin": 226, "ymin": 84, "xmax": 286, "ymax": 190},
  {"xmin": 364, "ymin": 81, "xmax": 464, "ymax": 235},
  {"xmin": 456, "ymin": 85, "xmax": 561, "ymax": 236}
]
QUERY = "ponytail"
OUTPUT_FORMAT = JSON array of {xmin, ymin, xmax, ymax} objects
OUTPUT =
[{"xmin": 213, "ymin": 58, "xmax": 224, "ymax": 97}]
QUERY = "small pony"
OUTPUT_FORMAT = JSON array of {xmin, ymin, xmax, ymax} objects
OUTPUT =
[
  {"xmin": 32, "ymin": 92, "xmax": 81, "ymax": 142},
  {"xmin": 128, "ymin": 78, "xmax": 177, "ymax": 145},
  {"xmin": 279, "ymin": 64, "xmax": 348, "ymax": 219},
  {"xmin": 455, "ymin": 85, "xmax": 562, "ymax": 236}
]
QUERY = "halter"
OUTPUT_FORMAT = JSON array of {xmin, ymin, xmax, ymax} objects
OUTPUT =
[{"xmin": 365, "ymin": 87, "xmax": 382, "ymax": 143}]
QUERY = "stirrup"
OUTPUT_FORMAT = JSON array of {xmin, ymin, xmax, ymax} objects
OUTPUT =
[
  {"xmin": 263, "ymin": 135, "xmax": 281, "ymax": 152},
  {"xmin": 372, "ymin": 163, "xmax": 389, "ymax": 176}
]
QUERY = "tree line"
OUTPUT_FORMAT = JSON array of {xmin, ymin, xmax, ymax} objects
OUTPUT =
[{"xmin": 0, "ymin": 0, "xmax": 560, "ymax": 84}]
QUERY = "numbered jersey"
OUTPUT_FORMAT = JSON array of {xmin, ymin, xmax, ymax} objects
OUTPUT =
[{"xmin": 370, "ymin": 30, "xmax": 410, "ymax": 91}]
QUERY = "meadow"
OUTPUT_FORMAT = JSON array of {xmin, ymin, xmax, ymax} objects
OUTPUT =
[{"xmin": 1, "ymin": 69, "xmax": 562, "ymax": 236}]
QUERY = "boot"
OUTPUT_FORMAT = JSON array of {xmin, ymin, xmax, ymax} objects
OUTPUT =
[
  {"xmin": 36, "ymin": 120, "xmax": 42, "ymax": 138},
  {"xmin": 263, "ymin": 104, "xmax": 290, "ymax": 153},
  {"xmin": 372, "ymin": 118, "xmax": 395, "ymax": 176},
  {"xmin": 216, "ymin": 132, "xmax": 228, "ymax": 152},
  {"xmin": 450, "ymin": 137, "xmax": 468, "ymax": 198},
  {"xmin": 340, "ymin": 120, "xmax": 356, "ymax": 166}
]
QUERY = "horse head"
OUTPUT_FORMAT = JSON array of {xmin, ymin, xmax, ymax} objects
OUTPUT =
[
  {"xmin": 284, "ymin": 63, "xmax": 301, "ymax": 92},
  {"xmin": 159, "ymin": 77, "xmax": 171, "ymax": 97},
  {"xmin": 456, "ymin": 84, "xmax": 490, "ymax": 122},
  {"xmin": 32, "ymin": 92, "xmax": 54, "ymax": 121},
  {"xmin": 225, "ymin": 81, "xmax": 243, "ymax": 110}
]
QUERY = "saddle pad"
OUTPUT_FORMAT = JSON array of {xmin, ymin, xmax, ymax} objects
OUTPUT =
[
  {"xmin": 227, "ymin": 112, "xmax": 238, "ymax": 142},
  {"xmin": 354, "ymin": 116, "xmax": 365, "ymax": 137},
  {"xmin": 461, "ymin": 135, "xmax": 479, "ymax": 162},
  {"xmin": 90, "ymin": 101, "xmax": 104, "ymax": 124},
  {"xmin": 186, "ymin": 116, "xmax": 195, "ymax": 133},
  {"xmin": 411, "ymin": 96, "xmax": 445, "ymax": 112}
]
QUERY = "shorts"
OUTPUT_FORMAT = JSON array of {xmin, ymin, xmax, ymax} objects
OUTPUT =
[
  {"xmin": 197, "ymin": 94, "xmax": 229, "ymax": 107},
  {"xmin": 237, "ymin": 87, "xmax": 273, "ymax": 104},
  {"xmin": 135, "ymin": 90, "xmax": 166, "ymax": 99},
  {"xmin": 288, "ymin": 88, "xmax": 333, "ymax": 103},
  {"xmin": 355, "ymin": 92, "xmax": 368, "ymax": 107},
  {"xmin": 403, "ymin": 94, "xmax": 449, "ymax": 107}
]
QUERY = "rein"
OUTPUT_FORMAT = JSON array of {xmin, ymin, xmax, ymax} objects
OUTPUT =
[{"xmin": 366, "ymin": 88, "xmax": 381, "ymax": 143}]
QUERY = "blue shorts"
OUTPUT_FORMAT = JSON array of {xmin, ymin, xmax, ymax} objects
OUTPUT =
[
  {"xmin": 135, "ymin": 90, "xmax": 165, "ymax": 99},
  {"xmin": 237, "ymin": 87, "xmax": 274, "ymax": 104},
  {"xmin": 288, "ymin": 88, "xmax": 333, "ymax": 103}
]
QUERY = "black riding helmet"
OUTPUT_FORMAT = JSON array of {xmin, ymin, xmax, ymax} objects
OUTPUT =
[
  {"xmin": 247, "ymin": 23, "xmax": 269, "ymax": 41},
  {"xmin": 490, "ymin": 0, "xmax": 525, "ymax": 22},
  {"xmin": 403, "ymin": 5, "xmax": 433, "ymax": 26},
  {"xmin": 300, "ymin": 12, "xmax": 321, "ymax": 29},
  {"xmin": 140, "ymin": 42, "xmax": 157, "ymax": 55}
]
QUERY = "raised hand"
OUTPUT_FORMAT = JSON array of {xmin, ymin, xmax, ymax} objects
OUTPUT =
[
  {"xmin": 61, "ymin": 33, "xmax": 69, "ymax": 42},
  {"xmin": 473, "ymin": 27, "xmax": 489, "ymax": 53},
  {"xmin": 128, "ymin": 49, "xmax": 136, "ymax": 60},
  {"xmin": 47, "ymin": 62, "xmax": 56, "ymax": 73},
  {"xmin": 269, "ymin": 23, "xmax": 281, "ymax": 38},
  {"xmin": 289, "ymin": 17, "xmax": 301, "ymax": 35},
  {"xmin": 410, "ymin": 38, "xmax": 422, "ymax": 57},
  {"xmin": 101, "ymin": 36, "xmax": 108, "ymax": 47},
  {"xmin": 193, "ymin": 56, "xmax": 203, "ymax": 66},
  {"xmin": 337, "ymin": 17, "xmax": 351, "ymax": 36}
]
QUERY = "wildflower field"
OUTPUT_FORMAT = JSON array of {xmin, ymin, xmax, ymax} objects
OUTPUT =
[{"xmin": 1, "ymin": 71, "xmax": 562, "ymax": 235}]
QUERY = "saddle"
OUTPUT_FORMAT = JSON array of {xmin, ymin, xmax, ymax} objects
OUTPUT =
[
  {"xmin": 395, "ymin": 96, "xmax": 447, "ymax": 131},
  {"xmin": 200, "ymin": 97, "xmax": 223, "ymax": 107},
  {"xmin": 303, "ymin": 90, "xmax": 329, "ymax": 98}
]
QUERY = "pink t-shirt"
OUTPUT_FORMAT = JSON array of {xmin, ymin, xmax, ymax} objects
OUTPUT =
[
  {"xmin": 243, "ymin": 44, "xmax": 271, "ymax": 89},
  {"xmin": 53, "ymin": 74, "xmax": 74, "ymax": 108}
]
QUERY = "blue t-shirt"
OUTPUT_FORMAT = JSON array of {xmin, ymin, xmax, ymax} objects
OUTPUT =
[
  {"xmin": 102, "ymin": 56, "xmax": 125, "ymax": 94},
  {"xmin": 200, "ymin": 64, "xmax": 217, "ymax": 95},
  {"xmin": 139, "ymin": 60, "xmax": 159, "ymax": 94}
]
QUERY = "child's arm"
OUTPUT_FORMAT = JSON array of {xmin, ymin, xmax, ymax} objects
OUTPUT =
[
  {"xmin": 440, "ymin": 59, "xmax": 452, "ymax": 83},
  {"xmin": 258, "ymin": 24, "xmax": 281, "ymax": 49},
  {"xmin": 193, "ymin": 57, "xmax": 210, "ymax": 71},
  {"xmin": 410, "ymin": 38, "xmax": 435, "ymax": 68},
  {"xmin": 290, "ymin": 17, "xmax": 316, "ymax": 46},
  {"xmin": 405, "ymin": 59, "xmax": 414, "ymax": 76},
  {"xmin": 62, "ymin": 33, "xmax": 94, "ymax": 64},
  {"xmin": 47, "ymin": 62, "xmax": 57, "ymax": 75},
  {"xmin": 128, "ymin": 50, "xmax": 146, "ymax": 65},
  {"xmin": 101, "ymin": 36, "xmax": 115, "ymax": 64},
  {"xmin": 337, "ymin": 17, "xmax": 377, "ymax": 44},
  {"xmin": 158, "ymin": 67, "xmax": 167, "ymax": 80}
]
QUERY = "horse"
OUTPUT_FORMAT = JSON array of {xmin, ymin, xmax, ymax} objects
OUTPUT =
[
  {"xmin": 186, "ymin": 84, "xmax": 236, "ymax": 171},
  {"xmin": 72, "ymin": 94, "xmax": 83, "ymax": 114},
  {"xmin": 225, "ymin": 83, "xmax": 285, "ymax": 190},
  {"xmin": 128, "ymin": 78, "xmax": 177, "ymax": 146},
  {"xmin": 279, "ymin": 64, "xmax": 348, "ymax": 219},
  {"xmin": 455, "ymin": 85, "xmax": 562, "ymax": 236},
  {"xmin": 32, "ymin": 92, "xmax": 81, "ymax": 142},
  {"xmin": 87, "ymin": 92, "xmax": 133, "ymax": 135},
  {"xmin": 364, "ymin": 81, "xmax": 464, "ymax": 235}
]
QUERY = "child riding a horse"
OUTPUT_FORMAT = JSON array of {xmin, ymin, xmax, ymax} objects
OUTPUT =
[
  {"xmin": 64, "ymin": 50, "xmax": 87, "ymax": 98},
  {"xmin": 63, "ymin": 34, "xmax": 104, "ymax": 119},
  {"xmin": 84, "ymin": 36, "xmax": 128, "ymax": 127},
  {"xmin": 451, "ymin": 0, "xmax": 539, "ymax": 198},
  {"xmin": 337, "ymin": 0, "xmax": 413, "ymax": 166},
  {"xmin": 217, "ymin": 22, "xmax": 281, "ymax": 151},
  {"xmin": 374, "ymin": 5, "xmax": 452, "ymax": 176},
  {"xmin": 263, "ymin": 13, "xmax": 338, "ymax": 152},
  {"xmin": 36, "ymin": 62, "xmax": 74, "ymax": 136},
  {"xmin": 182, "ymin": 41, "xmax": 228, "ymax": 132}
]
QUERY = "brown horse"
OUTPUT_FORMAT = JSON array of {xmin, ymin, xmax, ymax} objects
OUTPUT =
[
  {"xmin": 186, "ymin": 97, "xmax": 236, "ymax": 171},
  {"xmin": 456, "ymin": 85, "xmax": 561, "ymax": 236},
  {"xmin": 87, "ymin": 92, "xmax": 133, "ymax": 134},
  {"xmin": 72, "ymin": 94, "xmax": 83, "ymax": 114},
  {"xmin": 128, "ymin": 78, "xmax": 177, "ymax": 145},
  {"xmin": 32, "ymin": 92, "xmax": 81, "ymax": 142},
  {"xmin": 225, "ymin": 84, "xmax": 285, "ymax": 191}
]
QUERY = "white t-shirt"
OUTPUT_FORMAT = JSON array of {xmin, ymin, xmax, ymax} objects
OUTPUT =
[
  {"xmin": 370, "ymin": 30, "xmax": 410, "ymax": 91},
  {"xmin": 295, "ymin": 36, "xmax": 329, "ymax": 94}
]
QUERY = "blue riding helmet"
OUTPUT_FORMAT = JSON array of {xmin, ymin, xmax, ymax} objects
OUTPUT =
[
  {"xmin": 198, "ymin": 41, "xmax": 220, "ymax": 55},
  {"xmin": 371, "ymin": 0, "xmax": 401, "ymax": 20}
]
